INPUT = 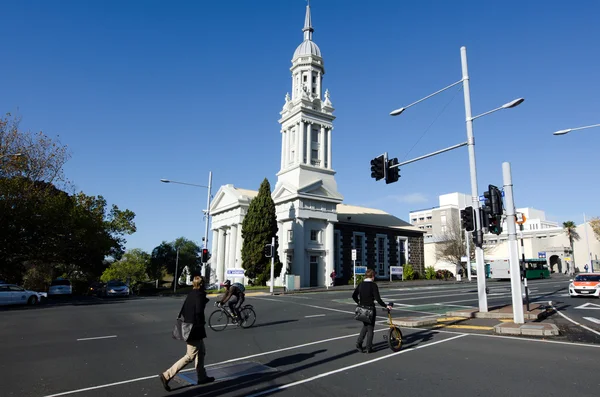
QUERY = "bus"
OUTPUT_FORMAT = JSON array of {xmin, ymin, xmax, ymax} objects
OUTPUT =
[
  {"xmin": 489, "ymin": 259, "xmax": 511, "ymax": 280},
  {"xmin": 521, "ymin": 259, "xmax": 550, "ymax": 279}
]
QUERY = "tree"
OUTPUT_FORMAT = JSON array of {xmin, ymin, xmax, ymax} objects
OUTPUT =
[
  {"xmin": 149, "ymin": 241, "xmax": 176, "ymax": 281},
  {"xmin": 241, "ymin": 178, "xmax": 282, "ymax": 285},
  {"xmin": 434, "ymin": 215, "xmax": 491, "ymax": 272},
  {"xmin": 0, "ymin": 112, "xmax": 71, "ymax": 188},
  {"xmin": 563, "ymin": 221, "xmax": 580, "ymax": 271},
  {"xmin": 100, "ymin": 248, "xmax": 149, "ymax": 285},
  {"xmin": 590, "ymin": 217, "xmax": 600, "ymax": 242},
  {"xmin": 172, "ymin": 237, "xmax": 201, "ymax": 281}
]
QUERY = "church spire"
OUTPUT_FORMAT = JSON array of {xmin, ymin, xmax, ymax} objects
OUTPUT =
[{"xmin": 303, "ymin": 3, "xmax": 314, "ymax": 41}]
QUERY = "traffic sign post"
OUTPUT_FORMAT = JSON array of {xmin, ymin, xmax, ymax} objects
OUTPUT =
[
  {"xmin": 390, "ymin": 266, "xmax": 403, "ymax": 282},
  {"xmin": 352, "ymin": 249, "xmax": 357, "ymax": 288}
]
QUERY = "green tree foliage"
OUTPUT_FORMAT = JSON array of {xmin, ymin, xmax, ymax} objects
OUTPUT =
[
  {"xmin": 425, "ymin": 266, "xmax": 437, "ymax": 280},
  {"xmin": 149, "ymin": 238, "xmax": 201, "ymax": 282},
  {"xmin": 0, "ymin": 113, "xmax": 136, "ymax": 284},
  {"xmin": 100, "ymin": 249, "xmax": 150, "ymax": 284},
  {"xmin": 563, "ymin": 220, "xmax": 580, "ymax": 269},
  {"xmin": 241, "ymin": 178, "xmax": 282, "ymax": 285},
  {"xmin": 403, "ymin": 264, "xmax": 416, "ymax": 280}
]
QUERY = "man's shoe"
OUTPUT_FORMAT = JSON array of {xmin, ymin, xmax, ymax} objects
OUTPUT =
[
  {"xmin": 158, "ymin": 373, "xmax": 171, "ymax": 392},
  {"xmin": 355, "ymin": 343, "xmax": 364, "ymax": 353},
  {"xmin": 197, "ymin": 376, "xmax": 216, "ymax": 385},
  {"xmin": 365, "ymin": 348, "xmax": 375, "ymax": 354}
]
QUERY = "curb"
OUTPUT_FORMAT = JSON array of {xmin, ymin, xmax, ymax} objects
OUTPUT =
[{"xmin": 494, "ymin": 322, "xmax": 560, "ymax": 336}]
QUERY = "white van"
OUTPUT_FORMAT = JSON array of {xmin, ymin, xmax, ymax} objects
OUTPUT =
[{"xmin": 48, "ymin": 278, "xmax": 73, "ymax": 296}]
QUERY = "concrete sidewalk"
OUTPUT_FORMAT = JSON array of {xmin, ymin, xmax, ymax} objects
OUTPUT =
[
  {"xmin": 278, "ymin": 278, "xmax": 467, "ymax": 295},
  {"xmin": 392, "ymin": 303, "xmax": 559, "ymax": 337}
]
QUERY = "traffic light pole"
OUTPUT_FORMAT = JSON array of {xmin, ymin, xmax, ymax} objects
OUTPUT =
[
  {"xmin": 270, "ymin": 236, "xmax": 275, "ymax": 295},
  {"xmin": 461, "ymin": 46, "xmax": 488, "ymax": 312},
  {"xmin": 502, "ymin": 162, "xmax": 524, "ymax": 324},
  {"xmin": 203, "ymin": 171, "xmax": 212, "ymax": 277}
]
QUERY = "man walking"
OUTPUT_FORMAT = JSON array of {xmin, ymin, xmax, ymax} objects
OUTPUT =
[{"xmin": 159, "ymin": 272, "xmax": 214, "ymax": 392}]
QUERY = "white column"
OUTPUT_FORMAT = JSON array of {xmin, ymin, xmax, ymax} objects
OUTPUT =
[
  {"xmin": 280, "ymin": 130, "xmax": 285, "ymax": 170},
  {"xmin": 210, "ymin": 228, "xmax": 219, "ymax": 283},
  {"xmin": 229, "ymin": 224, "xmax": 238, "ymax": 272},
  {"xmin": 327, "ymin": 127, "xmax": 332, "ymax": 169},
  {"xmin": 298, "ymin": 121, "xmax": 305, "ymax": 164},
  {"xmin": 294, "ymin": 219, "xmax": 305, "ymax": 285},
  {"xmin": 325, "ymin": 222, "xmax": 334, "ymax": 287},
  {"xmin": 317, "ymin": 71, "xmax": 321, "ymax": 99},
  {"xmin": 235, "ymin": 224, "xmax": 243, "ymax": 268},
  {"xmin": 283, "ymin": 129, "xmax": 289, "ymax": 167},
  {"xmin": 217, "ymin": 228, "xmax": 226, "ymax": 283},
  {"xmin": 319, "ymin": 125, "xmax": 325, "ymax": 167},
  {"xmin": 306, "ymin": 123, "xmax": 312, "ymax": 165}
]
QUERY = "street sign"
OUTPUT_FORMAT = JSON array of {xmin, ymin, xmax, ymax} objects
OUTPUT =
[
  {"xmin": 225, "ymin": 268, "xmax": 245, "ymax": 277},
  {"xmin": 516, "ymin": 213, "xmax": 526, "ymax": 225},
  {"xmin": 461, "ymin": 256, "xmax": 468, "ymax": 262},
  {"xmin": 479, "ymin": 190, "xmax": 504, "ymax": 201},
  {"xmin": 538, "ymin": 252, "xmax": 546, "ymax": 259},
  {"xmin": 390, "ymin": 266, "xmax": 403, "ymax": 275},
  {"xmin": 354, "ymin": 266, "xmax": 367, "ymax": 275},
  {"xmin": 351, "ymin": 249, "xmax": 357, "ymax": 261}
]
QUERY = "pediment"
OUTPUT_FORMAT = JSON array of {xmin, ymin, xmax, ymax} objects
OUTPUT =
[
  {"xmin": 210, "ymin": 185, "xmax": 258, "ymax": 214},
  {"xmin": 272, "ymin": 182, "xmax": 297, "ymax": 201}
]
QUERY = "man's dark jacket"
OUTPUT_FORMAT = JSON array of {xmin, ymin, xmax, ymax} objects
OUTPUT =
[{"xmin": 181, "ymin": 289, "xmax": 209, "ymax": 341}]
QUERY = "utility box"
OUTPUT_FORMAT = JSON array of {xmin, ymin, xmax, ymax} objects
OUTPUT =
[{"xmin": 285, "ymin": 275, "xmax": 300, "ymax": 291}]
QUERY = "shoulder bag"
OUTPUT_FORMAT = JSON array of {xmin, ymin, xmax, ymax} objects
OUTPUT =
[
  {"xmin": 354, "ymin": 283, "xmax": 374, "ymax": 322},
  {"xmin": 172, "ymin": 299, "xmax": 194, "ymax": 341}
]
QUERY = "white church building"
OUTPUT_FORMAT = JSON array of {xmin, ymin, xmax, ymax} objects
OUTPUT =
[{"xmin": 208, "ymin": 5, "xmax": 425, "ymax": 288}]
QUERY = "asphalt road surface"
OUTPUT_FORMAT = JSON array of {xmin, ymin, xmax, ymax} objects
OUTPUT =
[{"xmin": 2, "ymin": 274, "xmax": 600, "ymax": 397}]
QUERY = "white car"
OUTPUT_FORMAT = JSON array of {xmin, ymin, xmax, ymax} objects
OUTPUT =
[
  {"xmin": 48, "ymin": 278, "xmax": 73, "ymax": 297},
  {"xmin": 569, "ymin": 273, "xmax": 600, "ymax": 298},
  {"xmin": 0, "ymin": 283, "xmax": 45, "ymax": 306}
]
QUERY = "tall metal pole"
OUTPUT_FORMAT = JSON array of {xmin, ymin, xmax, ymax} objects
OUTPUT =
[
  {"xmin": 584, "ymin": 213, "xmax": 592, "ymax": 272},
  {"xmin": 174, "ymin": 248, "xmax": 180, "ymax": 293},
  {"xmin": 503, "ymin": 162, "xmax": 524, "ymax": 324},
  {"xmin": 203, "ymin": 171, "xmax": 212, "ymax": 277},
  {"xmin": 461, "ymin": 46, "xmax": 488, "ymax": 312},
  {"xmin": 465, "ymin": 229, "xmax": 472, "ymax": 281},
  {"xmin": 270, "ymin": 236, "xmax": 275, "ymax": 295}
]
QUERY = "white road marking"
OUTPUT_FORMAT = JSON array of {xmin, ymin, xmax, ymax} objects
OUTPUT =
[
  {"xmin": 76, "ymin": 335, "xmax": 117, "ymax": 342},
  {"xmin": 244, "ymin": 334, "xmax": 469, "ymax": 397},
  {"xmin": 583, "ymin": 317, "xmax": 600, "ymax": 325},
  {"xmin": 549, "ymin": 301, "xmax": 600, "ymax": 337},
  {"xmin": 42, "ymin": 328, "xmax": 387, "ymax": 397},
  {"xmin": 305, "ymin": 314, "xmax": 326, "ymax": 318}
]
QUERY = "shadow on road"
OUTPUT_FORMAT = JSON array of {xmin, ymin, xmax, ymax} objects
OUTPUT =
[
  {"xmin": 0, "ymin": 296, "xmax": 132, "ymax": 312},
  {"xmin": 251, "ymin": 319, "xmax": 298, "ymax": 329},
  {"xmin": 169, "ymin": 349, "xmax": 357, "ymax": 397}
]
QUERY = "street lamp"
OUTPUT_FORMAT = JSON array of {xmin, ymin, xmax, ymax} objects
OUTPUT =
[
  {"xmin": 160, "ymin": 172, "xmax": 213, "ymax": 275},
  {"xmin": 389, "ymin": 46, "xmax": 524, "ymax": 312},
  {"xmin": 552, "ymin": 123, "xmax": 600, "ymax": 136}
]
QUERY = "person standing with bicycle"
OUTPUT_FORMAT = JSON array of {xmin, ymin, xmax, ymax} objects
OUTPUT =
[
  {"xmin": 352, "ymin": 269, "xmax": 392, "ymax": 353},
  {"xmin": 159, "ymin": 272, "xmax": 214, "ymax": 392}
]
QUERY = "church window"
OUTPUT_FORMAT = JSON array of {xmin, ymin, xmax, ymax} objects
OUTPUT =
[
  {"xmin": 311, "ymin": 149, "xmax": 319, "ymax": 165},
  {"xmin": 311, "ymin": 129, "xmax": 319, "ymax": 142},
  {"xmin": 288, "ymin": 230, "xmax": 293, "ymax": 243},
  {"xmin": 310, "ymin": 230, "xmax": 320, "ymax": 242}
]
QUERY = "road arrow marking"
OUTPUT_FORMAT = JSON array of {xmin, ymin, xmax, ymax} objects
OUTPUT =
[
  {"xmin": 575, "ymin": 303, "xmax": 600, "ymax": 309},
  {"xmin": 583, "ymin": 317, "xmax": 600, "ymax": 325}
]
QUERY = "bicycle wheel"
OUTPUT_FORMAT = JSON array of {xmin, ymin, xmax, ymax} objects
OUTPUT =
[
  {"xmin": 239, "ymin": 306, "xmax": 256, "ymax": 328},
  {"xmin": 387, "ymin": 326, "xmax": 403, "ymax": 352},
  {"xmin": 208, "ymin": 309, "xmax": 229, "ymax": 331}
]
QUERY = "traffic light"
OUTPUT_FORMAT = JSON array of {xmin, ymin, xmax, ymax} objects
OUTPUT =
[
  {"xmin": 488, "ymin": 184, "xmax": 503, "ymax": 216},
  {"xmin": 263, "ymin": 244, "xmax": 273, "ymax": 258},
  {"xmin": 201, "ymin": 248, "xmax": 210, "ymax": 263},
  {"xmin": 488, "ymin": 214, "xmax": 503, "ymax": 235},
  {"xmin": 460, "ymin": 206, "xmax": 475, "ymax": 231},
  {"xmin": 385, "ymin": 157, "xmax": 400, "ymax": 184},
  {"xmin": 370, "ymin": 154, "xmax": 386, "ymax": 181}
]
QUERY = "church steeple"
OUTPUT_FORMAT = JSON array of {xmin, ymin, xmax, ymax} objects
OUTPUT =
[{"xmin": 303, "ymin": 4, "xmax": 314, "ymax": 41}]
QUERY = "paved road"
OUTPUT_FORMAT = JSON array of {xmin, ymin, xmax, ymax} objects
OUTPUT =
[{"xmin": 2, "ymin": 275, "xmax": 600, "ymax": 397}]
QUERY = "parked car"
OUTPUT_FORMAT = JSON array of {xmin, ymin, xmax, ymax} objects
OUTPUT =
[
  {"xmin": 102, "ymin": 280, "xmax": 130, "ymax": 297},
  {"xmin": 48, "ymin": 278, "xmax": 73, "ymax": 297},
  {"xmin": 0, "ymin": 283, "xmax": 46, "ymax": 306},
  {"xmin": 87, "ymin": 281, "xmax": 104, "ymax": 296}
]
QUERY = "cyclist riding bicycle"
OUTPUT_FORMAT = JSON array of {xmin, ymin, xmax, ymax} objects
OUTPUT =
[{"xmin": 220, "ymin": 280, "xmax": 245, "ymax": 322}]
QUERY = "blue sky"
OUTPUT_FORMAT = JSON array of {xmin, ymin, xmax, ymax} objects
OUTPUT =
[{"xmin": 2, "ymin": 0, "xmax": 599, "ymax": 253}]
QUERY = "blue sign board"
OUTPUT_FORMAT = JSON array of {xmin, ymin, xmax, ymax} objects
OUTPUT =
[
  {"xmin": 479, "ymin": 190, "xmax": 505, "ymax": 201},
  {"xmin": 538, "ymin": 252, "xmax": 546, "ymax": 259},
  {"xmin": 226, "ymin": 268, "xmax": 245, "ymax": 277},
  {"xmin": 354, "ymin": 266, "xmax": 367, "ymax": 275}
]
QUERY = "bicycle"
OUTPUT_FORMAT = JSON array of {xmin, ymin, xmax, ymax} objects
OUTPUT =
[
  {"xmin": 208, "ymin": 301, "xmax": 256, "ymax": 331},
  {"xmin": 383, "ymin": 302, "xmax": 403, "ymax": 352}
]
